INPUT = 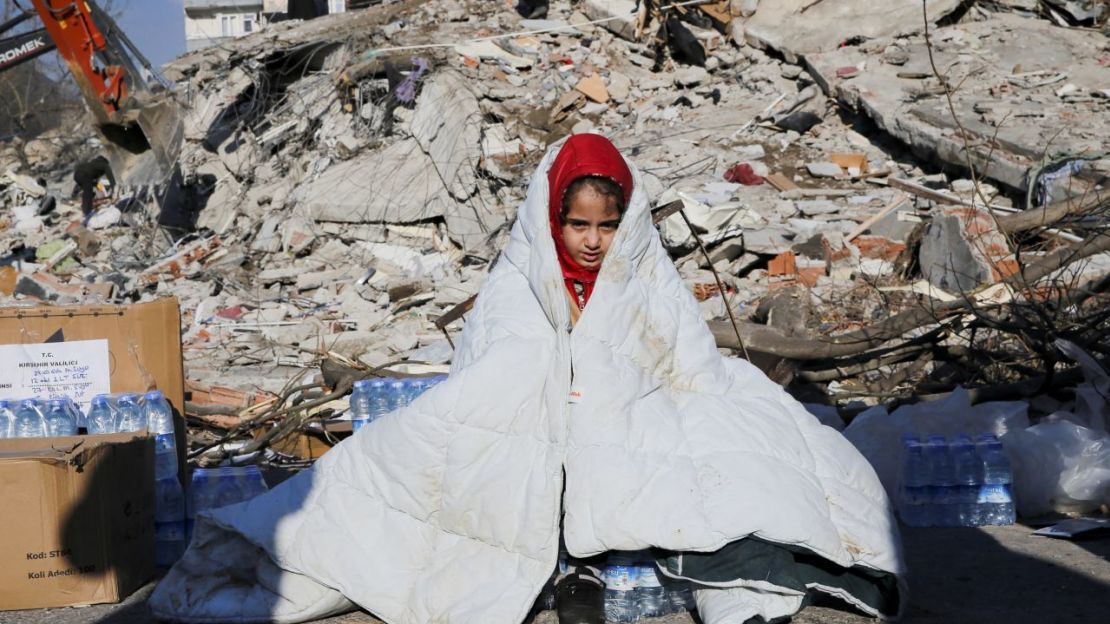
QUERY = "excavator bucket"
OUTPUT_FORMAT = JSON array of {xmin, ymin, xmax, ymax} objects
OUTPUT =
[{"xmin": 97, "ymin": 92, "xmax": 184, "ymax": 187}]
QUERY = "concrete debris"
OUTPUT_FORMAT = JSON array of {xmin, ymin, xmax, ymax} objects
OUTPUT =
[
  {"xmin": 454, "ymin": 40, "xmax": 533, "ymax": 69},
  {"xmin": 807, "ymin": 12, "xmax": 1110, "ymax": 195},
  {"xmin": 581, "ymin": 0, "xmax": 639, "ymax": 41},
  {"xmin": 741, "ymin": 0, "xmax": 964, "ymax": 62},
  {"xmin": 1, "ymin": 0, "xmax": 1108, "ymax": 473},
  {"xmin": 806, "ymin": 162, "xmax": 844, "ymax": 178},
  {"xmin": 575, "ymin": 73, "xmax": 610, "ymax": 103},
  {"xmin": 920, "ymin": 206, "xmax": 1016, "ymax": 292}
]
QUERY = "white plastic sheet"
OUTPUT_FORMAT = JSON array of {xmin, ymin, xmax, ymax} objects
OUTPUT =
[{"xmin": 1004, "ymin": 421, "xmax": 1110, "ymax": 516}]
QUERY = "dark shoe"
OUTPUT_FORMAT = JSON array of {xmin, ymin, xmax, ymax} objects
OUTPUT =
[
  {"xmin": 556, "ymin": 571, "xmax": 604, "ymax": 624},
  {"xmin": 515, "ymin": 0, "xmax": 548, "ymax": 19}
]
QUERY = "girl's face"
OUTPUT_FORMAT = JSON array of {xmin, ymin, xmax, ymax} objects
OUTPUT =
[{"xmin": 561, "ymin": 186, "xmax": 621, "ymax": 269}]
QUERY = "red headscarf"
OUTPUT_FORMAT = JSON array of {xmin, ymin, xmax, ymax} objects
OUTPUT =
[{"xmin": 547, "ymin": 134, "xmax": 634, "ymax": 309}]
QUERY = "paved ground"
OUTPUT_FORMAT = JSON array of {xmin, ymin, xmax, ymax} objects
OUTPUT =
[{"xmin": 2, "ymin": 523, "xmax": 1107, "ymax": 624}]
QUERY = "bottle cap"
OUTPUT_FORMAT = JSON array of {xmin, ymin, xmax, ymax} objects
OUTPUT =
[
  {"xmin": 144, "ymin": 390, "xmax": 164, "ymax": 400},
  {"xmin": 353, "ymin": 380, "xmax": 373, "ymax": 390}
]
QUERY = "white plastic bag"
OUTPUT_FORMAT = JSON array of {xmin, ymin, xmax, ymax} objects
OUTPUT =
[
  {"xmin": 1054, "ymin": 339, "xmax": 1109, "ymax": 432},
  {"xmin": 1004, "ymin": 421, "xmax": 1110, "ymax": 516}
]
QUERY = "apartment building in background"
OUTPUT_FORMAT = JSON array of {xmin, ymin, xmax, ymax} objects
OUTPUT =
[
  {"xmin": 183, "ymin": 0, "xmax": 264, "ymax": 52},
  {"xmin": 185, "ymin": 1, "xmax": 354, "ymax": 52}
]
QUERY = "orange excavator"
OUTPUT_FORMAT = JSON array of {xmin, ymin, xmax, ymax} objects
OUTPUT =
[{"xmin": 0, "ymin": 0, "xmax": 183, "ymax": 185}]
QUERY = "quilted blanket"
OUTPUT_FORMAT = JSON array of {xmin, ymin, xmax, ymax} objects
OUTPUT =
[{"xmin": 150, "ymin": 141, "xmax": 906, "ymax": 623}]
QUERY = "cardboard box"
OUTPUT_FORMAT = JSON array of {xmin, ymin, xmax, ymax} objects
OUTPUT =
[
  {"xmin": 0, "ymin": 297, "xmax": 186, "ymax": 474},
  {"xmin": 0, "ymin": 431, "xmax": 154, "ymax": 610},
  {"xmin": 0, "ymin": 297, "xmax": 186, "ymax": 609}
]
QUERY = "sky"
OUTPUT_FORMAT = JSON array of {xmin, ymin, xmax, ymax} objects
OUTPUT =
[{"xmin": 114, "ymin": 0, "xmax": 187, "ymax": 69}]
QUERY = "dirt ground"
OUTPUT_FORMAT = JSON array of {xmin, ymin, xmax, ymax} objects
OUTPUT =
[{"xmin": 2, "ymin": 523, "xmax": 1107, "ymax": 624}]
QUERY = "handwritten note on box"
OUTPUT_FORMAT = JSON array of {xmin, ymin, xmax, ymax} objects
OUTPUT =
[{"xmin": 0, "ymin": 339, "xmax": 111, "ymax": 412}]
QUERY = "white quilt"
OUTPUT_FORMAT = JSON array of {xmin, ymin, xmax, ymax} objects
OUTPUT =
[{"xmin": 150, "ymin": 144, "xmax": 906, "ymax": 623}]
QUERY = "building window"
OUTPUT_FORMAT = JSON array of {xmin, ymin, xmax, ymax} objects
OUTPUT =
[
  {"xmin": 220, "ymin": 15, "xmax": 236, "ymax": 37},
  {"xmin": 328, "ymin": 0, "xmax": 346, "ymax": 14},
  {"xmin": 243, "ymin": 14, "xmax": 255, "ymax": 33}
]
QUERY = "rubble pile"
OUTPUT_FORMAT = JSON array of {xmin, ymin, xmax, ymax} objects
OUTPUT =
[{"xmin": 1, "ymin": 0, "xmax": 1108, "ymax": 466}]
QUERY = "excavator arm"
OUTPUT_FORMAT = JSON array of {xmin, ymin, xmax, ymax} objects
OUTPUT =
[{"xmin": 2, "ymin": 0, "xmax": 183, "ymax": 186}]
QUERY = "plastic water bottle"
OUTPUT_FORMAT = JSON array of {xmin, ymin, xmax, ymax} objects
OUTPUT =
[
  {"xmin": 387, "ymin": 379, "xmax": 407, "ymax": 411},
  {"xmin": 899, "ymin": 436, "xmax": 929, "ymax": 527},
  {"xmin": 923, "ymin": 435, "xmax": 956, "ymax": 526},
  {"xmin": 405, "ymin": 379, "xmax": 426, "ymax": 404},
  {"xmin": 186, "ymin": 466, "xmax": 270, "ymax": 543},
  {"xmin": 116, "ymin": 394, "xmax": 147, "ymax": 432},
  {"xmin": 977, "ymin": 434, "xmax": 1015, "ymax": 525},
  {"xmin": 368, "ymin": 378, "xmax": 390, "ymax": 420},
  {"xmin": 951, "ymin": 434, "xmax": 984, "ymax": 526},
  {"xmin": 87, "ymin": 394, "xmax": 116, "ymax": 434},
  {"xmin": 153, "ymin": 476, "xmax": 186, "ymax": 566},
  {"xmin": 635, "ymin": 559, "xmax": 667, "ymax": 619},
  {"xmin": 0, "ymin": 399, "xmax": 16, "ymax": 438},
  {"xmin": 602, "ymin": 554, "xmax": 639, "ymax": 623},
  {"xmin": 186, "ymin": 470, "xmax": 218, "ymax": 542},
  {"xmin": 350, "ymin": 380, "xmax": 373, "ymax": 433},
  {"xmin": 13, "ymin": 399, "xmax": 47, "ymax": 438},
  {"xmin": 63, "ymin": 398, "xmax": 85, "ymax": 431},
  {"xmin": 44, "ymin": 398, "xmax": 78, "ymax": 436},
  {"xmin": 144, "ymin": 391, "xmax": 178, "ymax": 479}
]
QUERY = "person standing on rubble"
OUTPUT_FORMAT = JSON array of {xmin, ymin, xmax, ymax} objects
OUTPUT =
[
  {"xmin": 72, "ymin": 155, "xmax": 113, "ymax": 222},
  {"xmin": 151, "ymin": 134, "xmax": 907, "ymax": 624}
]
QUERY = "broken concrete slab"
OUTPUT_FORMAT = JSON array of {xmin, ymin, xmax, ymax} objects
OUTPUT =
[
  {"xmin": 742, "ymin": 0, "xmax": 963, "ymax": 62},
  {"xmin": 295, "ymin": 139, "xmax": 452, "ymax": 223},
  {"xmin": 297, "ymin": 69, "xmax": 498, "ymax": 246},
  {"xmin": 1043, "ymin": 0, "xmax": 1108, "ymax": 22},
  {"xmin": 252, "ymin": 215, "xmax": 285, "ymax": 253},
  {"xmin": 607, "ymin": 70, "xmax": 632, "ymax": 102},
  {"xmin": 454, "ymin": 40, "xmax": 533, "ymax": 69},
  {"xmin": 282, "ymin": 215, "xmax": 317, "ymax": 255},
  {"xmin": 805, "ymin": 162, "xmax": 843, "ymax": 178},
  {"xmin": 807, "ymin": 13, "xmax": 1110, "ymax": 194},
  {"xmin": 411, "ymin": 70, "xmax": 483, "ymax": 203},
  {"xmin": 581, "ymin": 0, "xmax": 638, "ymax": 41},
  {"xmin": 295, "ymin": 268, "xmax": 355, "ymax": 292},
  {"xmin": 657, "ymin": 189, "xmax": 767, "ymax": 250},
  {"xmin": 920, "ymin": 206, "xmax": 1016, "ymax": 292}
]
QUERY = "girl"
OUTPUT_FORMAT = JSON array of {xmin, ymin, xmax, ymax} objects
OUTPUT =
[
  {"xmin": 152, "ymin": 135, "xmax": 906, "ymax": 624},
  {"xmin": 547, "ymin": 134, "xmax": 633, "ymax": 323}
]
